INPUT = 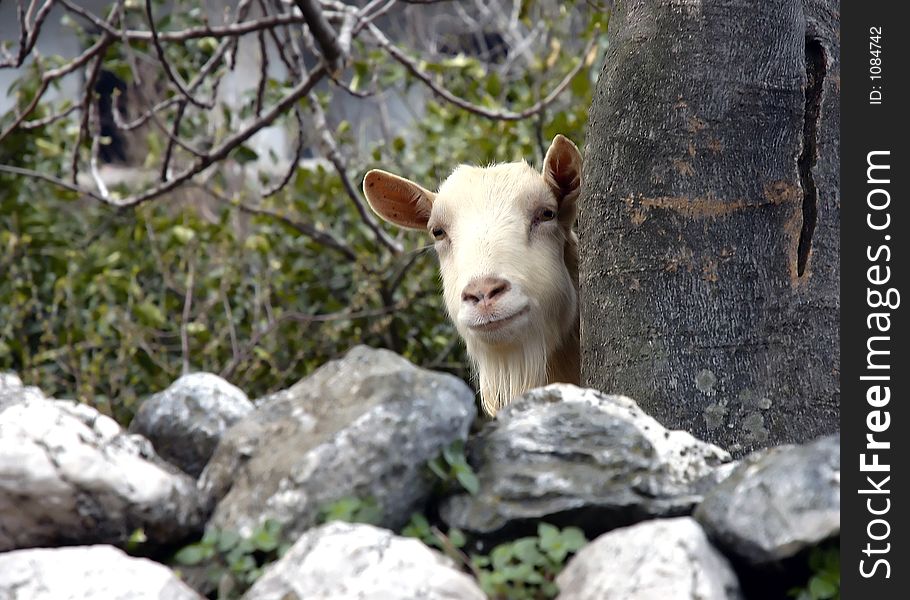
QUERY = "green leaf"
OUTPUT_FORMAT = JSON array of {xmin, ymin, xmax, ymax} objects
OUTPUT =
[
  {"xmin": 217, "ymin": 530, "xmax": 241, "ymax": 552},
  {"xmin": 808, "ymin": 576, "xmax": 837, "ymax": 599},
  {"xmin": 173, "ymin": 543, "xmax": 211, "ymax": 565},
  {"xmin": 232, "ymin": 145, "xmax": 259, "ymax": 165},
  {"xmin": 455, "ymin": 468, "xmax": 480, "ymax": 495},
  {"xmin": 251, "ymin": 527, "xmax": 279, "ymax": 552},
  {"xmin": 171, "ymin": 225, "xmax": 196, "ymax": 245},
  {"xmin": 537, "ymin": 523, "xmax": 560, "ymax": 549},
  {"xmin": 427, "ymin": 457, "xmax": 448, "ymax": 480},
  {"xmin": 442, "ymin": 439, "xmax": 465, "ymax": 466},
  {"xmin": 560, "ymin": 527, "xmax": 587, "ymax": 552},
  {"xmin": 134, "ymin": 300, "xmax": 165, "ymax": 327},
  {"xmin": 447, "ymin": 527, "xmax": 466, "ymax": 548}
]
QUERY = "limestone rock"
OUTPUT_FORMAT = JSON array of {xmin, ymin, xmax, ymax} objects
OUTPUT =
[
  {"xmin": 556, "ymin": 517, "xmax": 742, "ymax": 600},
  {"xmin": 695, "ymin": 434, "xmax": 840, "ymax": 564},
  {"xmin": 0, "ymin": 545, "xmax": 203, "ymax": 599},
  {"xmin": 442, "ymin": 385, "xmax": 731, "ymax": 536},
  {"xmin": 242, "ymin": 521, "xmax": 485, "ymax": 600},
  {"xmin": 201, "ymin": 345, "xmax": 476, "ymax": 539},
  {"xmin": 0, "ymin": 395, "xmax": 205, "ymax": 551},
  {"xmin": 129, "ymin": 372, "xmax": 253, "ymax": 477}
]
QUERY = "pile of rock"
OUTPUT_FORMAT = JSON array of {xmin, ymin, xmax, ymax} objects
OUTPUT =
[{"xmin": 0, "ymin": 347, "xmax": 839, "ymax": 599}]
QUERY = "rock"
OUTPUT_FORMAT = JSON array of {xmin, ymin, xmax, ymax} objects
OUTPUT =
[
  {"xmin": 694, "ymin": 434, "xmax": 840, "ymax": 564},
  {"xmin": 0, "ymin": 371, "xmax": 46, "ymax": 411},
  {"xmin": 129, "ymin": 372, "xmax": 253, "ymax": 477},
  {"xmin": 242, "ymin": 521, "xmax": 485, "ymax": 600},
  {"xmin": 556, "ymin": 517, "xmax": 742, "ymax": 600},
  {"xmin": 0, "ymin": 545, "xmax": 203, "ymax": 599},
  {"xmin": 441, "ymin": 385, "xmax": 731, "ymax": 536},
  {"xmin": 200, "ymin": 345, "xmax": 476, "ymax": 539},
  {"xmin": 0, "ymin": 395, "xmax": 205, "ymax": 551}
]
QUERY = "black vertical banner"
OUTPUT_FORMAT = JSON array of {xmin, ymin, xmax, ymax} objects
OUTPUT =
[{"xmin": 841, "ymin": 1, "xmax": 909, "ymax": 596}]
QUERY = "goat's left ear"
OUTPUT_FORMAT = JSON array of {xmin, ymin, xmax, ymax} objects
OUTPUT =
[{"xmin": 542, "ymin": 134, "xmax": 583, "ymax": 208}]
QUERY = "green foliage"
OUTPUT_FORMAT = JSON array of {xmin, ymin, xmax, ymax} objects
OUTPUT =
[
  {"xmin": 171, "ymin": 520, "xmax": 289, "ymax": 600},
  {"xmin": 401, "ymin": 514, "xmax": 587, "ymax": 600},
  {"xmin": 473, "ymin": 523, "xmax": 587, "ymax": 599},
  {"xmin": 428, "ymin": 439, "xmax": 480, "ymax": 495},
  {"xmin": 317, "ymin": 496, "xmax": 383, "ymax": 526},
  {"xmin": 0, "ymin": 0, "xmax": 607, "ymax": 424},
  {"xmin": 401, "ymin": 511, "xmax": 467, "ymax": 553},
  {"xmin": 789, "ymin": 544, "xmax": 840, "ymax": 600}
]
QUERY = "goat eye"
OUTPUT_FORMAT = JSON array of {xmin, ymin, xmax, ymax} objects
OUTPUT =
[
  {"xmin": 533, "ymin": 208, "xmax": 557, "ymax": 227},
  {"xmin": 431, "ymin": 226, "xmax": 447, "ymax": 240}
]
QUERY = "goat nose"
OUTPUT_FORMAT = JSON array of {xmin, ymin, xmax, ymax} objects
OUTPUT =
[{"xmin": 462, "ymin": 277, "xmax": 511, "ymax": 304}]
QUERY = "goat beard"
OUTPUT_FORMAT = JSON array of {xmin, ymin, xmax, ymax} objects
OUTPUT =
[{"xmin": 466, "ymin": 334, "xmax": 551, "ymax": 416}]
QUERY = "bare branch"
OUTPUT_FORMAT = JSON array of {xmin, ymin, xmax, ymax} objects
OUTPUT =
[
  {"xmin": 0, "ymin": 31, "xmax": 113, "ymax": 144},
  {"xmin": 0, "ymin": 0, "xmax": 57, "ymax": 69},
  {"xmin": 202, "ymin": 183, "xmax": 359, "ymax": 262},
  {"xmin": 0, "ymin": 164, "xmax": 107, "ymax": 202},
  {"xmin": 160, "ymin": 100, "xmax": 188, "ymax": 182},
  {"xmin": 20, "ymin": 103, "xmax": 80, "ymax": 129},
  {"xmin": 261, "ymin": 109, "xmax": 305, "ymax": 197},
  {"xmin": 294, "ymin": 0, "xmax": 345, "ymax": 72},
  {"xmin": 58, "ymin": 0, "xmax": 338, "ymax": 43},
  {"xmin": 307, "ymin": 90, "xmax": 403, "ymax": 254},
  {"xmin": 220, "ymin": 300, "xmax": 415, "ymax": 378},
  {"xmin": 180, "ymin": 256, "xmax": 196, "ymax": 375},
  {"xmin": 88, "ymin": 101, "xmax": 110, "ymax": 199},
  {"xmin": 366, "ymin": 21, "xmax": 599, "ymax": 121},
  {"xmin": 71, "ymin": 45, "xmax": 109, "ymax": 185},
  {"xmin": 144, "ymin": 0, "xmax": 212, "ymax": 109}
]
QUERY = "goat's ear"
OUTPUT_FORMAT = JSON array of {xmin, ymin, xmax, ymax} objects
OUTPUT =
[
  {"xmin": 363, "ymin": 169, "xmax": 435, "ymax": 230},
  {"xmin": 542, "ymin": 134, "xmax": 583, "ymax": 207}
]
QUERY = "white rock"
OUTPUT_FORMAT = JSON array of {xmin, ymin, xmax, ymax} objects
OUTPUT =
[
  {"xmin": 242, "ymin": 521, "xmax": 485, "ymax": 600},
  {"xmin": 556, "ymin": 517, "xmax": 742, "ymax": 600},
  {"xmin": 695, "ymin": 434, "xmax": 840, "ymax": 564},
  {"xmin": 0, "ymin": 545, "xmax": 202, "ymax": 599},
  {"xmin": 0, "ymin": 396, "xmax": 204, "ymax": 551},
  {"xmin": 129, "ymin": 372, "xmax": 254, "ymax": 477},
  {"xmin": 201, "ymin": 346, "xmax": 476, "ymax": 540},
  {"xmin": 442, "ymin": 384, "xmax": 731, "ymax": 534}
]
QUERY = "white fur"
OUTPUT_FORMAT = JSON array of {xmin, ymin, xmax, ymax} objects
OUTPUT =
[{"xmin": 363, "ymin": 136, "xmax": 582, "ymax": 415}]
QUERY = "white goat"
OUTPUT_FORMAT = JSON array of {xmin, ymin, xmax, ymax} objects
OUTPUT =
[{"xmin": 363, "ymin": 135, "xmax": 582, "ymax": 415}]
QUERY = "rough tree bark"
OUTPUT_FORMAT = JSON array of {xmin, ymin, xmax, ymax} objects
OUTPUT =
[{"xmin": 580, "ymin": 0, "xmax": 839, "ymax": 456}]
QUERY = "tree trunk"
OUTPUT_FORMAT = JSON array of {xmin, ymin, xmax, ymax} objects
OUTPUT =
[{"xmin": 580, "ymin": 0, "xmax": 839, "ymax": 456}]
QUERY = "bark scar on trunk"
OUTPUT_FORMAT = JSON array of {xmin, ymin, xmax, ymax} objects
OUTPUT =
[{"xmin": 796, "ymin": 37, "xmax": 827, "ymax": 279}]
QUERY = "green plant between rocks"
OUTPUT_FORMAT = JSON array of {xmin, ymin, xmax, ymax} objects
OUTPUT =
[
  {"xmin": 317, "ymin": 496, "xmax": 384, "ymax": 526},
  {"xmin": 789, "ymin": 543, "xmax": 840, "ymax": 600},
  {"xmin": 428, "ymin": 438, "xmax": 480, "ymax": 496},
  {"xmin": 171, "ymin": 519, "xmax": 290, "ymax": 600},
  {"xmin": 401, "ymin": 512, "xmax": 587, "ymax": 600}
]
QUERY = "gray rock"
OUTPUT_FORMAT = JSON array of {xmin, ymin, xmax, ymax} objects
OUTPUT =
[
  {"xmin": 0, "ymin": 545, "xmax": 203, "ymax": 600},
  {"xmin": 129, "ymin": 372, "xmax": 253, "ymax": 477},
  {"xmin": 695, "ymin": 434, "xmax": 840, "ymax": 564},
  {"xmin": 556, "ymin": 517, "xmax": 742, "ymax": 600},
  {"xmin": 441, "ymin": 385, "xmax": 731, "ymax": 535},
  {"xmin": 242, "ymin": 521, "xmax": 485, "ymax": 600},
  {"xmin": 0, "ymin": 395, "xmax": 205, "ymax": 551},
  {"xmin": 0, "ymin": 371, "xmax": 46, "ymax": 411},
  {"xmin": 200, "ymin": 345, "xmax": 476, "ymax": 539}
]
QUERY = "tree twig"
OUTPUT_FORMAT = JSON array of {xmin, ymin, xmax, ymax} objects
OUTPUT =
[
  {"xmin": 366, "ymin": 21, "xmax": 598, "ymax": 121},
  {"xmin": 307, "ymin": 90, "xmax": 403, "ymax": 254},
  {"xmin": 294, "ymin": 0, "xmax": 345, "ymax": 72},
  {"xmin": 180, "ymin": 255, "xmax": 196, "ymax": 375}
]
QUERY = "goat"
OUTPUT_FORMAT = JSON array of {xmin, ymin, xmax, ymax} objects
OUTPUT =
[{"xmin": 362, "ymin": 135, "xmax": 582, "ymax": 415}]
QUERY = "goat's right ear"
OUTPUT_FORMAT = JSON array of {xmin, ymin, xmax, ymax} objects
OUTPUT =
[{"xmin": 363, "ymin": 170, "xmax": 435, "ymax": 230}]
